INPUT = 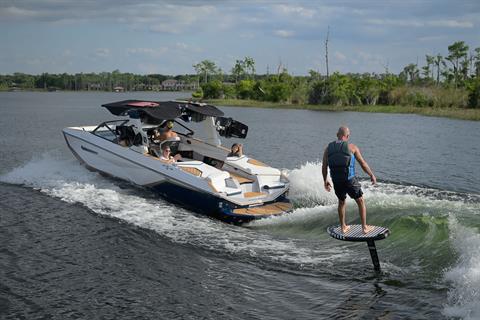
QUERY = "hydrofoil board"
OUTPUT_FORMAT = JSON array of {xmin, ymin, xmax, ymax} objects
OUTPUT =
[
  {"xmin": 327, "ymin": 224, "xmax": 390, "ymax": 272},
  {"xmin": 327, "ymin": 224, "xmax": 389, "ymax": 242}
]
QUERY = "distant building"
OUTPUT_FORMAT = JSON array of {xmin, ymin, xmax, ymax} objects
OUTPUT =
[
  {"xmin": 89, "ymin": 83, "xmax": 103, "ymax": 91},
  {"xmin": 183, "ymin": 81, "xmax": 199, "ymax": 91},
  {"xmin": 8, "ymin": 82, "xmax": 22, "ymax": 92},
  {"xmin": 114, "ymin": 86, "xmax": 125, "ymax": 92},
  {"xmin": 162, "ymin": 79, "xmax": 178, "ymax": 90},
  {"xmin": 161, "ymin": 79, "xmax": 199, "ymax": 91}
]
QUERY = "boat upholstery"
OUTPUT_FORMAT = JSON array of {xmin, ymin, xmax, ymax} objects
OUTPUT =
[{"xmin": 225, "ymin": 156, "xmax": 280, "ymax": 175}]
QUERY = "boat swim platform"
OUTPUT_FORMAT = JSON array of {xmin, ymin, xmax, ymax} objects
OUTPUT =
[
  {"xmin": 232, "ymin": 202, "xmax": 292, "ymax": 216},
  {"xmin": 327, "ymin": 224, "xmax": 390, "ymax": 272}
]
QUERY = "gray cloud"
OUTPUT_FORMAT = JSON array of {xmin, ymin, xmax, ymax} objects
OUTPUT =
[
  {"xmin": 367, "ymin": 18, "xmax": 474, "ymax": 28},
  {"xmin": 1, "ymin": 0, "xmax": 479, "ymax": 74}
]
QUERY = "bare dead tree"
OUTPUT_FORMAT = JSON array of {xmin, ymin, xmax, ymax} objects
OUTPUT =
[
  {"xmin": 277, "ymin": 58, "xmax": 283, "ymax": 75},
  {"xmin": 381, "ymin": 60, "xmax": 390, "ymax": 75},
  {"xmin": 325, "ymin": 26, "xmax": 330, "ymax": 78}
]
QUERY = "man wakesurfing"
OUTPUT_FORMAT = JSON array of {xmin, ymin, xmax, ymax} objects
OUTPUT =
[{"xmin": 322, "ymin": 126, "xmax": 377, "ymax": 234}]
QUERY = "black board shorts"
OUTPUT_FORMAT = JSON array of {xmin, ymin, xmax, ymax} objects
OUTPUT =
[{"xmin": 333, "ymin": 177, "xmax": 363, "ymax": 201}]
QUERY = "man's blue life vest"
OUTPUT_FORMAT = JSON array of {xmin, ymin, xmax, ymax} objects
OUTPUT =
[{"xmin": 327, "ymin": 140, "xmax": 355, "ymax": 182}]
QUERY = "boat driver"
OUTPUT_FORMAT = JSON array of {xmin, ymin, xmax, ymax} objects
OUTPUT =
[{"xmin": 160, "ymin": 144, "xmax": 181, "ymax": 164}]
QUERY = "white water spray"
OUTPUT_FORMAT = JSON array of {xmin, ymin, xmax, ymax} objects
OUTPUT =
[{"xmin": 443, "ymin": 216, "xmax": 480, "ymax": 320}]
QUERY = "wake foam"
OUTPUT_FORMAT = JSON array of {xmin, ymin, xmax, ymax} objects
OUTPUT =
[
  {"xmin": 443, "ymin": 216, "xmax": 480, "ymax": 320},
  {"xmin": 0, "ymin": 153, "xmax": 345, "ymax": 268},
  {"xmin": 286, "ymin": 161, "xmax": 337, "ymax": 207},
  {"xmin": 1, "ymin": 150, "xmax": 98, "ymax": 188}
]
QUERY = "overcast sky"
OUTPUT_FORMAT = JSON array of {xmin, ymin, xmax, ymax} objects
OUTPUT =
[{"xmin": 1, "ymin": 0, "xmax": 479, "ymax": 75}]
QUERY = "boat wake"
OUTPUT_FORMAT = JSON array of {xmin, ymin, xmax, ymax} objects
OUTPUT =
[
  {"xmin": 2, "ymin": 152, "xmax": 480, "ymax": 318},
  {"xmin": 0, "ymin": 152, "xmax": 345, "ymax": 266}
]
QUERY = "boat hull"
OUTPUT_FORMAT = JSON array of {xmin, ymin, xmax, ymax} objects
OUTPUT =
[{"xmin": 153, "ymin": 181, "xmax": 290, "ymax": 224}]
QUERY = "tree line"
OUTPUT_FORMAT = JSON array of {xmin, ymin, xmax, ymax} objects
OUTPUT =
[
  {"xmin": 0, "ymin": 70, "xmax": 199, "ymax": 92},
  {"xmin": 194, "ymin": 41, "xmax": 480, "ymax": 109},
  {"xmin": 2, "ymin": 41, "xmax": 479, "ymax": 108}
]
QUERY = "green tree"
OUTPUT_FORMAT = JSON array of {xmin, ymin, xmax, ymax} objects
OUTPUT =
[
  {"xmin": 466, "ymin": 77, "xmax": 480, "ymax": 108},
  {"xmin": 231, "ymin": 59, "xmax": 245, "ymax": 83},
  {"xmin": 201, "ymin": 80, "xmax": 223, "ymax": 98},
  {"xmin": 402, "ymin": 64, "xmax": 419, "ymax": 84},
  {"xmin": 446, "ymin": 41, "xmax": 469, "ymax": 87},
  {"xmin": 422, "ymin": 55, "xmax": 435, "ymax": 81},
  {"xmin": 222, "ymin": 83, "xmax": 236, "ymax": 99},
  {"xmin": 433, "ymin": 54, "xmax": 443, "ymax": 86},
  {"xmin": 193, "ymin": 60, "xmax": 218, "ymax": 83},
  {"xmin": 308, "ymin": 70, "xmax": 321, "ymax": 82},
  {"xmin": 473, "ymin": 47, "xmax": 480, "ymax": 78},
  {"xmin": 235, "ymin": 79, "xmax": 255, "ymax": 99},
  {"xmin": 356, "ymin": 74, "xmax": 381, "ymax": 105},
  {"xmin": 243, "ymin": 56, "xmax": 255, "ymax": 79}
]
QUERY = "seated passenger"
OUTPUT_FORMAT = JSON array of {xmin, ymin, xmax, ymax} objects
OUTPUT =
[
  {"xmin": 160, "ymin": 144, "xmax": 182, "ymax": 163},
  {"xmin": 159, "ymin": 120, "xmax": 178, "ymax": 141},
  {"xmin": 116, "ymin": 125, "xmax": 134, "ymax": 147},
  {"xmin": 118, "ymin": 139, "xmax": 129, "ymax": 147},
  {"xmin": 228, "ymin": 143, "xmax": 243, "ymax": 157},
  {"xmin": 150, "ymin": 128, "xmax": 162, "ymax": 143}
]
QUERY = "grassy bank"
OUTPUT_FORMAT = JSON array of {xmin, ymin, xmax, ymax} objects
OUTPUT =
[{"xmin": 206, "ymin": 99, "xmax": 480, "ymax": 121}]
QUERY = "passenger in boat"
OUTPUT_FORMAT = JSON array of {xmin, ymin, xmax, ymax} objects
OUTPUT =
[
  {"xmin": 160, "ymin": 144, "xmax": 181, "ymax": 163},
  {"xmin": 151, "ymin": 128, "xmax": 162, "ymax": 143},
  {"xmin": 118, "ymin": 139, "xmax": 129, "ymax": 147},
  {"xmin": 228, "ymin": 143, "xmax": 243, "ymax": 157},
  {"xmin": 322, "ymin": 126, "xmax": 376, "ymax": 234},
  {"xmin": 158, "ymin": 120, "xmax": 178, "ymax": 141},
  {"xmin": 115, "ymin": 125, "xmax": 133, "ymax": 147}
]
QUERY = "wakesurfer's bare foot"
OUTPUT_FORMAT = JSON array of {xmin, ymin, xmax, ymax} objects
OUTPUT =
[
  {"xmin": 363, "ymin": 225, "xmax": 375, "ymax": 234},
  {"xmin": 341, "ymin": 225, "xmax": 351, "ymax": 234}
]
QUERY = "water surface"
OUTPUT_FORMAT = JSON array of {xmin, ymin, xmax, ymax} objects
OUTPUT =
[{"xmin": 1, "ymin": 92, "xmax": 479, "ymax": 319}]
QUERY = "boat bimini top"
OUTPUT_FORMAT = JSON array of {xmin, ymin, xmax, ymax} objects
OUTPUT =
[
  {"xmin": 102, "ymin": 99, "xmax": 223, "ymax": 121},
  {"xmin": 101, "ymin": 100, "xmax": 248, "ymax": 139}
]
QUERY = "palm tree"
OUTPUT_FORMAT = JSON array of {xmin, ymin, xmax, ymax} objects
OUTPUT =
[
  {"xmin": 243, "ymin": 56, "xmax": 255, "ymax": 79},
  {"xmin": 446, "ymin": 41, "xmax": 469, "ymax": 87},
  {"xmin": 231, "ymin": 60, "xmax": 245, "ymax": 83},
  {"xmin": 434, "ymin": 55, "xmax": 443, "ymax": 86},
  {"xmin": 193, "ymin": 60, "xmax": 217, "ymax": 83}
]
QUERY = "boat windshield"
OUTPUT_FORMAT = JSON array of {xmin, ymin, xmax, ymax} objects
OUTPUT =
[{"xmin": 92, "ymin": 120, "xmax": 129, "ymax": 143}]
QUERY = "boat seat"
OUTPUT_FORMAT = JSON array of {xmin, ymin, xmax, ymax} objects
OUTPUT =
[
  {"xmin": 179, "ymin": 166, "xmax": 202, "ymax": 177},
  {"xmin": 206, "ymin": 171, "xmax": 229, "ymax": 186},
  {"xmin": 225, "ymin": 156, "xmax": 280, "ymax": 175},
  {"xmin": 206, "ymin": 171, "xmax": 241, "ymax": 196},
  {"xmin": 244, "ymin": 192, "xmax": 267, "ymax": 198},
  {"xmin": 229, "ymin": 172, "xmax": 254, "ymax": 184}
]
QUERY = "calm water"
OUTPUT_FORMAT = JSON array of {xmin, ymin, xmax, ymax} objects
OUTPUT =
[{"xmin": 1, "ymin": 92, "xmax": 479, "ymax": 319}]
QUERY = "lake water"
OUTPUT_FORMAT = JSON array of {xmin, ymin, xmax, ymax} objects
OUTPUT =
[{"xmin": 1, "ymin": 92, "xmax": 479, "ymax": 319}]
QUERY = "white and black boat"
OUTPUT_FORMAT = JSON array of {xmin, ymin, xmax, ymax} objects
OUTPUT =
[{"xmin": 63, "ymin": 100, "xmax": 292, "ymax": 224}]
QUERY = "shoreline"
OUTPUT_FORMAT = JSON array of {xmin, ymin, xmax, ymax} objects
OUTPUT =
[
  {"xmin": 1, "ymin": 89, "xmax": 193, "ymax": 93},
  {"xmin": 206, "ymin": 99, "xmax": 480, "ymax": 121},
  {"xmin": 3, "ymin": 90, "xmax": 477, "ymax": 121}
]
